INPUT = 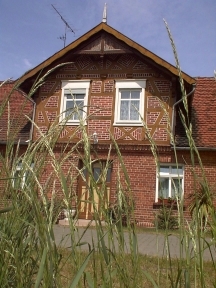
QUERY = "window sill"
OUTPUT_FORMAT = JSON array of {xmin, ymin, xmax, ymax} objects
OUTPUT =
[
  {"xmin": 153, "ymin": 202, "xmax": 185, "ymax": 211},
  {"xmin": 113, "ymin": 122, "xmax": 143, "ymax": 127},
  {"xmin": 59, "ymin": 121, "xmax": 87, "ymax": 126}
]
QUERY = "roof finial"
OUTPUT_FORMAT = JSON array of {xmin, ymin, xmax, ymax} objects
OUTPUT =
[{"xmin": 102, "ymin": 3, "xmax": 107, "ymax": 23}]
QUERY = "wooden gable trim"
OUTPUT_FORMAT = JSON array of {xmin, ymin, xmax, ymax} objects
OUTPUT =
[{"xmin": 18, "ymin": 23, "xmax": 195, "ymax": 85}]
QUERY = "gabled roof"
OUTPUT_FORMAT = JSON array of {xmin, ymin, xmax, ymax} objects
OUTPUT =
[
  {"xmin": 175, "ymin": 77, "xmax": 216, "ymax": 148},
  {"xmin": 18, "ymin": 22, "xmax": 195, "ymax": 85}
]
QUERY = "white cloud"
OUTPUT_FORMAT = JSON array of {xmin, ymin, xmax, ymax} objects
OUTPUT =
[{"xmin": 23, "ymin": 58, "xmax": 33, "ymax": 68}]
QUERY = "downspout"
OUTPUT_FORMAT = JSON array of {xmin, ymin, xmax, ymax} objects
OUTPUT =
[{"xmin": 171, "ymin": 83, "xmax": 196, "ymax": 144}]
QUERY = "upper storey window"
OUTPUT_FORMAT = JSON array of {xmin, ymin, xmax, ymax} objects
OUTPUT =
[
  {"xmin": 60, "ymin": 81, "xmax": 90, "ymax": 125},
  {"xmin": 114, "ymin": 80, "xmax": 146, "ymax": 126}
]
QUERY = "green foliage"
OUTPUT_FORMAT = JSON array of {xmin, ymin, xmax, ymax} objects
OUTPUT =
[{"xmin": 154, "ymin": 206, "xmax": 179, "ymax": 230}]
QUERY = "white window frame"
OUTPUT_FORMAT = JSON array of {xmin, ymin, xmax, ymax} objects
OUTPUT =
[
  {"xmin": 60, "ymin": 80, "xmax": 90, "ymax": 125},
  {"xmin": 114, "ymin": 80, "xmax": 146, "ymax": 126},
  {"xmin": 13, "ymin": 162, "xmax": 34, "ymax": 189},
  {"xmin": 155, "ymin": 164, "xmax": 184, "ymax": 202}
]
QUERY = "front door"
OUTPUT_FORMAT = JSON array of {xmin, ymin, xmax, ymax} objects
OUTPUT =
[{"xmin": 78, "ymin": 161, "xmax": 111, "ymax": 220}]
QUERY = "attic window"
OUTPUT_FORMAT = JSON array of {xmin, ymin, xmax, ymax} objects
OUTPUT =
[
  {"xmin": 114, "ymin": 80, "xmax": 146, "ymax": 126},
  {"xmin": 60, "ymin": 81, "xmax": 90, "ymax": 125}
]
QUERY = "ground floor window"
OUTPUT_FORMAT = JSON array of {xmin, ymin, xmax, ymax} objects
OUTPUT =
[
  {"xmin": 156, "ymin": 164, "xmax": 184, "ymax": 201},
  {"xmin": 13, "ymin": 161, "xmax": 34, "ymax": 189}
]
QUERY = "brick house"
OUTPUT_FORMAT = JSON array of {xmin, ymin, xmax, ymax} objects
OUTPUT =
[{"xmin": 1, "ymin": 22, "xmax": 216, "ymax": 226}]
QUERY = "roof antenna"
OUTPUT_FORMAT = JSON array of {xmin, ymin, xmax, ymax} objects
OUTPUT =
[
  {"xmin": 51, "ymin": 4, "xmax": 75, "ymax": 48},
  {"xmin": 102, "ymin": 3, "xmax": 107, "ymax": 23}
]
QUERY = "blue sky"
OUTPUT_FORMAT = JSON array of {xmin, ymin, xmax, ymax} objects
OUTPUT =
[{"xmin": 0, "ymin": 0, "xmax": 215, "ymax": 80}]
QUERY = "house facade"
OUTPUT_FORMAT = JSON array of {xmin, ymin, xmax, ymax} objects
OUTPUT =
[{"xmin": 1, "ymin": 22, "xmax": 216, "ymax": 226}]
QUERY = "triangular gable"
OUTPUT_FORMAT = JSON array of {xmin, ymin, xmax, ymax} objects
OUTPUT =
[{"xmin": 18, "ymin": 22, "xmax": 195, "ymax": 85}]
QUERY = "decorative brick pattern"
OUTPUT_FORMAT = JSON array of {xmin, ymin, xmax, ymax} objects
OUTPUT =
[
  {"xmin": 60, "ymin": 128, "xmax": 69, "ymax": 138},
  {"xmin": 75, "ymin": 128, "xmax": 82, "ymax": 139},
  {"xmin": 108, "ymin": 73, "xmax": 127, "ymax": 78},
  {"xmin": 152, "ymin": 128, "xmax": 167, "ymax": 141},
  {"xmin": 133, "ymin": 60, "xmax": 148, "ymax": 70},
  {"xmin": 45, "ymin": 96, "xmax": 59, "ymax": 108},
  {"xmin": 56, "ymin": 74, "xmax": 76, "ymax": 79},
  {"xmin": 154, "ymin": 80, "xmax": 171, "ymax": 93},
  {"xmin": 114, "ymin": 127, "xmax": 124, "ymax": 140},
  {"xmin": 147, "ymin": 96, "xmax": 161, "ymax": 108},
  {"xmin": 161, "ymin": 96, "xmax": 170, "ymax": 103},
  {"xmin": 82, "ymin": 74, "xmax": 100, "ymax": 78},
  {"xmin": 91, "ymin": 81, "xmax": 102, "ymax": 93},
  {"xmin": 40, "ymin": 81, "xmax": 56, "ymax": 93},
  {"xmin": 36, "ymin": 126, "xmax": 48, "ymax": 138},
  {"xmin": 38, "ymin": 111, "xmax": 45, "ymax": 123},
  {"xmin": 88, "ymin": 120, "xmax": 111, "ymax": 140},
  {"xmin": 89, "ymin": 65, "xmax": 98, "ymax": 70},
  {"xmin": 60, "ymin": 63, "xmax": 78, "ymax": 71},
  {"xmin": 54, "ymin": 82, "xmax": 61, "ymax": 93},
  {"xmin": 46, "ymin": 111, "xmax": 57, "ymax": 122},
  {"xmin": 147, "ymin": 112, "xmax": 160, "ymax": 125},
  {"xmin": 131, "ymin": 128, "xmax": 142, "ymax": 140},
  {"xmin": 147, "ymin": 82, "xmax": 154, "ymax": 93},
  {"xmin": 106, "ymin": 60, "xmax": 112, "ymax": 69},
  {"xmin": 111, "ymin": 65, "xmax": 122, "ymax": 70},
  {"xmin": 124, "ymin": 127, "xmax": 132, "ymax": 132},
  {"xmin": 104, "ymin": 80, "xmax": 114, "ymax": 92},
  {"xmin": 117, "ymin": 54, "xmax": 134, "ymax": 67},
  {"xmin": 41, "ymin": 95, "xmax": 48, "ymax": 101},
  {"xmin": 77, "ymin": 55, "xmax": 92, "ymax": 70},
  {"xmin": 133, "ymin": 73, "xmax": 156, "ymax": 78},
  {"xmin": 159, "ymin": 114, "xmax": 168, "ymax": 125},
  {"xmin": 89, "ymin": 96, "xmax": 113, "ymax": 116}
]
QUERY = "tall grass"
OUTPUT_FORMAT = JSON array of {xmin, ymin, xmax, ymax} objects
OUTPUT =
[{"xmin": 0, "ymin": 21, "xmax": 216, "ymax": 287}]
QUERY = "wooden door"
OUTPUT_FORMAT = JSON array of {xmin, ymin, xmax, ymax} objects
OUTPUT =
[{"xmin": 78, "ymin": 161, "xmax": 111, "ymax": 220}]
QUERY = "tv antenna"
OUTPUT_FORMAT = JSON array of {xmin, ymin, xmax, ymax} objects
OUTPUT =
[{"xmin": 51, "ymin": 4, "xmax": 75, "ymax": 48}]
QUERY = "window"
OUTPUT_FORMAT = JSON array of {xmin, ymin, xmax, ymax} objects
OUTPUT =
[
  {"xmin": 60, "ymin": 81, "xmax": 90, "ymax": 124},
  {"xmin": 114, "ymin": 80, "xmax": 146, "ymax": 125},
  {"xmin": 92, "ymin": 162, "xmax": 112, "ymax": 183},
  {"xmin": 82, "ymin": 161, "xmax": 112, "ymax": 184},
  {"xmin": 156, "ymin": 165, "xmax": 184, "ymax": 201},
  {"xmin": 13, "ymin": 161, "xmax": 34, "ymax": 189}
]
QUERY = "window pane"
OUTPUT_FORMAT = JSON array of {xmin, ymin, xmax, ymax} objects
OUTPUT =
[
  {"xmin": 171, "ymin": 178, "xmax": 182, "ymax": 197},
  {"xmin": 65, "ymin": 101, "xmax": 74, "ymax": 118},
  {"xmin": 106, "ymin": 168, "xmax": 111, "ymax": 182},
  {"xmin": 66, "ymin": 101, "xmax": 74, "ymax": 110},
  {"xmin": 171, "ymin": 166, "xmax": 183, "ymax": 175},
  {"xmin": 121, "ymin": 91, "xmax": 130, "ymax": 99},
  {"xmin": 130, "ymin": 100, "xmax": 139, "ymax": 120},
  {"xmin": 75, "ymin": 100, "xmax": 84, "ymax": 107},
  {"xmin": 74, "ymin": 94, "xmax": 85, "ymax": 100},
  {"xmin": 120, "ymin": 101, "xmax": 129, "ymax": 120},
  {"xmin": 131, "ymin": 90, "xmax": 140, "ymax": 99},
  {"xmin": 159, "ymin": 178, "xmax": 169, "ymax": 198},
  {"xmin": 93, "ymin": 168, "xmax": 101, "ymax": 182},
  {"xmin": 160, "ymin": 166, "xmax": 169, "ymax": 173},
  {"xmin": 66, "ymin": 100, "xmax": 84, "ymax": 120}
]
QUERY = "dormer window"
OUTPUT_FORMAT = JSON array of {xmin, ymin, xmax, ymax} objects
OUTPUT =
[
  {"xmin": 60, "ymin": 81, "xmax": 90, "ymax": 125},
  {"xmin": 114, "ymin": 80, "xmax": 146, "ymax": 126}
]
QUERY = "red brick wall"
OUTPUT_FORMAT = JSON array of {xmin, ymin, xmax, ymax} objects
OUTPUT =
[
  {"xmin": 34, "ymin": 53, "xmax": 173, "ymax": 145},
  {"xmin": 0, "ymin": 82, "xmax": 33, "ymax": 142}
]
